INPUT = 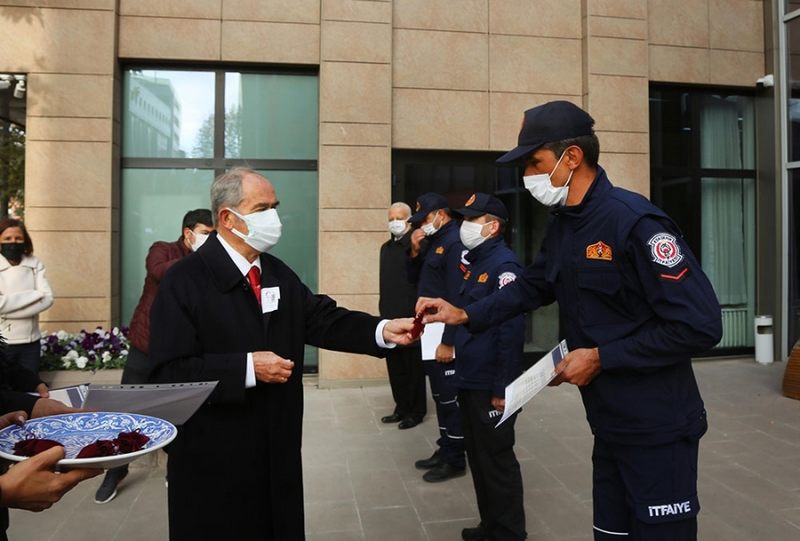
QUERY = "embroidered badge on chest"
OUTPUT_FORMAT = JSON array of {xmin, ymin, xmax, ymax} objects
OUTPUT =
[
  {"xmin": 498, "ymin": 272, "xmax": 517, "ymax": 289},
  {"xmin": 647, "ymin": 233, "xmax": 684, "ymax": 268},
  {"xmin": 477, "ymin": 273, "xmax": 489, "ymax": 283},
  {"xmin": 586, "ymin": 241, "xmax": 613, "ymax": 261},
  {"xmin": 435, "ymin": 246, "xmax": 444, "ymax": 254}
]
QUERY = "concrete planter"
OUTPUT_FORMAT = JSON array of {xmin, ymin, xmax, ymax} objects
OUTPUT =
[{"xmin": 39, "ymin": 369, "xmax": 123, "ymax": 388}]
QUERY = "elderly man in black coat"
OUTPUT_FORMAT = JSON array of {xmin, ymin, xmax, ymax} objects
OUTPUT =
[
  {"xmin": 378, "ymin": 202, "xmax": 426, "ymax": 429},
  {"xmin": 147, "ymin": 168, "xmax": 414, "ymax": 541}
]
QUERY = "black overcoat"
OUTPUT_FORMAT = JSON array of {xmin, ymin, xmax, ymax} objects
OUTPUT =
[
  {"xmin": 378, "ymin": 231, "xmax": 417, "ymax": 319},
  {"xmin": 148, "ymin": 233, "xmax": 383, "ymax": 540}
]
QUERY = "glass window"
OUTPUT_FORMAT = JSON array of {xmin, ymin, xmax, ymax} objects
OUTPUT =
[
  {"xmin": 650, "ymin": 86, "xmax": 757, "ymax": 351},
  {"xmin": 789, "ymin": 170, "xmax": 800, "ymax": 349},
  {"xmin": 649, "ymin": 90, "xmax": 693, "ymax": 170},
  {"xmin": 0, "ymin": 73, "xmax": 26, "ymax": 218},
  {"xmin": 121, "ymin": 169, "xmax": 215, "ymax": 324},
  {"xmin": 121, "ymin": 68, "xmax": 320, "ymax": 370},
  {"xmin": 123, "ymin": 70, "xmax": 215, "ymax": 159},
  {"xmin": 226, "ymin": 73, "xmax": 318, "ymax": 160},
  {"xmin": 787, "ymin": 17, "xmax": 800, "ymax": 162},
  {"xmin": 256, "ymin": 170, "xmax": 318, "ymax": 292}
]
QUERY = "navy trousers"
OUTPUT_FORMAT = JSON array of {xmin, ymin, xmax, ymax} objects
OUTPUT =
[{"xmin": 423, "ymin": 360, "xmax": 465, "ymax": 467}]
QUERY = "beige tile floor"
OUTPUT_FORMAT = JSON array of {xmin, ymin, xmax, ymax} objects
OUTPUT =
[{"xmin": 8, "ymin": 358, "xmax": 800, "ymax": 540}]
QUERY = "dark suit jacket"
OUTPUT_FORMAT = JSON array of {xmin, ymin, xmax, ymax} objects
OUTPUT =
[{"xmin": 147, "ymin": 233, "xmax": 384, "ymax": 541}]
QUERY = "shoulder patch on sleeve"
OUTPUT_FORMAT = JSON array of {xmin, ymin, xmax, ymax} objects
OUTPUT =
[
  {"xmin": 647, "ymin": 232, "xmax": 684, "ymax": 268},
  {"xmin": 498, "ymin": 271, "xmax": 517, "ymax": 289}
]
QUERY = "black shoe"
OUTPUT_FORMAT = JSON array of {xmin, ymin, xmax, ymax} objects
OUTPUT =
[
  {"xmin": 461, "ymin": 524, "xmax": 486, "ymax": 541},
  {"xmin": 423, "ymin": 462, "xmax": 466, "ymax": 483},
  {"xmin": 414, "ymin": 450, "xmax": 442, "ymax": 470},
  {"xmin": 94, "ymin": 466, "xmax": 129, "ymax": 504},
  {"xmin": 398, "ymin": 416, "xmax": 421, "ymax": 429},
  {"xmin": 381, "ymin": 413, "xmax": 403, "ymax": 423}
]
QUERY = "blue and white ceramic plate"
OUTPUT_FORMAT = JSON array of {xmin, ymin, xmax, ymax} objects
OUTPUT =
[{"xmin": 0, "ymin": 412, "xmax": 177, "ymax": 469}]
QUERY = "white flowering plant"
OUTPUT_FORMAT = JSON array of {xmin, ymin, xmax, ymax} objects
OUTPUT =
[{"xmin": 40, "ymin": 327, "xmax": 130, "ymax": 371}]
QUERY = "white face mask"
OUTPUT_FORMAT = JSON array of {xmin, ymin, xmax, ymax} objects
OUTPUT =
[
  {"xmin": 388, "ymin": 219, "xmax": 408, "ymax": 237},
  {"xmin": 459, "ymin": 220, "xmax": 493, "ymax": 250},
  {"xmin": 523, "ymin": 150, "xmax": 574, "ymax": 207},
  {"xmin": 226, "ymin": 208, "xmax": 282, "ymax": 253},
  {"xmin": 190, "ymin": 232, "xmax": 209, "ymax": 252},
  {"xmin": 421, "ymin": 213, "xmax": 441, "ymax": 236}
]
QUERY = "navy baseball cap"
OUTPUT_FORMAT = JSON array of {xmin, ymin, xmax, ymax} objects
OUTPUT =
[
  {"xmin": 408, "ymin": 192, "xmax": 449, "ymax": 224},
  {"xmin": 456, "ymin": 193, "xmax": 509, "ymax": 221},
  {"xmin": 496, "ymin": 100, "xmax": 595, "ymax": 164}
]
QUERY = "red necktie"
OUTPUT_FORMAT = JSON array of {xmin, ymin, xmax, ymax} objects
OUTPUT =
[{"xmin": 246, "ymin": 266, "xmax": 261, "ymax": 306}]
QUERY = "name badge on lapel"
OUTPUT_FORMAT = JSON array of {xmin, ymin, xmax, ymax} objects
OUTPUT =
[{"xmin": 261, "ymin": 287, "xmax": 280, "ymax": 313}]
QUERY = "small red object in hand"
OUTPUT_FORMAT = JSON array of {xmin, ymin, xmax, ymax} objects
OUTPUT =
[
  {"xmin": 13, "ymin": 438, "xmax": 63, "ymax": 457},
  {"xmin": 410, "ymin": 312, "xmax": 425, "ymax": 339}
]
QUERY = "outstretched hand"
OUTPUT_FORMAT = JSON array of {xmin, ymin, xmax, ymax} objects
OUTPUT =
[
  {"xmin": 415, "ymin": 297, "xmax": 468, "ymax": 326},
  {"xmin": 382, "ymin": 318, "xmax": 416, "ymax": 346}
]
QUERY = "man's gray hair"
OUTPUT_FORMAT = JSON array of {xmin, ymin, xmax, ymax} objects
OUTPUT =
[
  {"xmin": 210, "ymin": 167, "xmax": 259, "ymax": 226},
  {"xmin": 390, "ymin": 201, "xmax": 412, "ymax": 218}
]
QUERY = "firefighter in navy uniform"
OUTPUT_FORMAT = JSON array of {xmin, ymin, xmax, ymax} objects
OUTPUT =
[
  {"xmin": 453, "ymin": 193, "xmax": 526, "ymax": 541},
  {"xmin": 417, "ymin": 101, "xmax": 723, "ymax": 541},
  {"xmin": 407, "ymin": 192, "xmax": 467, "ymax": 483}
]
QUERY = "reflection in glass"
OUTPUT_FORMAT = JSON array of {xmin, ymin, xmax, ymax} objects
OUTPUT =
[
  {"xmin": 120, "ymin": 168, "xmax": 215, "ymax": 323},
  {"xmin": 788, "ymin": 17, "xmax": 800, "ymax": 162},
  {"xmin": 701, "ymin": 177, "xmax": 755, "ymax": 348},
  {"xmin": 658, "ymin": 177, "xmax": 697, "ymax": 252},
  {"xmin": 257, "ymin": 169, "xmax": 318, "ymax": 367},
  {"xmin": 698, "ymin": 94, "xmax": 756, "ymax": 347},
  {"xmin": 650, "ymin": 87, "xmax": 756, "ymax": 350},
  {"xmin": 123, "ymin": 71, "xmax": 215, "ymax": 158},
  {"xmin": 255, "ymin": 170, "xmax": 318, "ymax": 292},
  {"xmin": 649, "ymin": 89, "xmax": 692, "ymax": 170},
  {"xmin": 226, "ymin": 73, "xmax": 318, "ymax": 160},
  {"xmin": 790, "ymin": 171, "xmax": 800, "ymax": 349}
]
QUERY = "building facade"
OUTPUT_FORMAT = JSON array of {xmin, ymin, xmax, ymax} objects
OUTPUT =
[{"xmin": 0, "ymin": 0, "xmax": 785, "ymax": 386}]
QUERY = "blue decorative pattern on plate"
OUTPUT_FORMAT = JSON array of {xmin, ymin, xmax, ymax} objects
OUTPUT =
[{"xmin": 0, "ymin": 412, "xmax": 177, "ymax": 469}]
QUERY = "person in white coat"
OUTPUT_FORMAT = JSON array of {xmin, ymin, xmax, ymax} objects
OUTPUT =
[{"xmin": 0, "ymin": 219, "xmax": 53, "ymax": 391}]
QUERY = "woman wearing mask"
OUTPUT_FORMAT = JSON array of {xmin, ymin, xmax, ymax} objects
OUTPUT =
[{"xmin": 0, "ymin": 219, "xmax": 53, "ymax": 394}]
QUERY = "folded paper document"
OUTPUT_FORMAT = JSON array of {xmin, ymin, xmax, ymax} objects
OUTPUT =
[
  {"xmin": 43, "ymin": 382, "xmax": 218, "ymax": 426},
  {"xmin": 32, "ymin": 384, "xmax": 89, "ymax": 408},
  {"xmin": 420, "ymin": 322, "xmax": 456, "ymax": 360},
  {"xmin": 82, "ymin": 382, "xmax": 217, "ymax": 425},
  {"xmin": 498, "ymin": 341, "xmax": 568, "ymax": 426}
]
